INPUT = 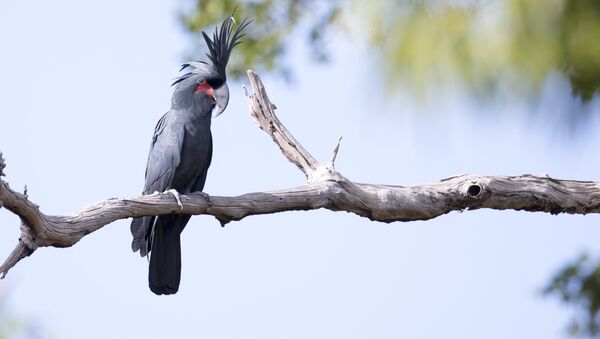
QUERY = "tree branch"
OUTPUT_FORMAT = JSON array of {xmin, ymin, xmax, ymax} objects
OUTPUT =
[
  {"xmin": 244, "ymin": 71, "xmax": 320, "ymax": 179},
  {"xmin": 1, "ymin": 72, "xmax": 599, "ymax": 278}
]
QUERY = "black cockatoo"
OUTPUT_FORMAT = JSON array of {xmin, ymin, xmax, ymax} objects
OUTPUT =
[{"xmin": 130, "ymin": 16, "xmax": 249, "ymax": 295}]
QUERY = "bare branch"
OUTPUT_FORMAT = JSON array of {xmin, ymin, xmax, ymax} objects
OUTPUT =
[
  {"xmin": 0, "ymin": 176, "xmax": 47, "ymax": 239},
  {"xmin": 0, "ymin": 71, "xmax": 598, "ymax": 277},
  {"xmin": 329, "ymin": 136, "xmax": 343, "ymax": 170},
  {"xmin": 246, "ymin": 70, "xmax": 320, "ymax": 178},
  {"xmin": 0, "ymin": 241, "xmax": 32, "ymax": 278}
]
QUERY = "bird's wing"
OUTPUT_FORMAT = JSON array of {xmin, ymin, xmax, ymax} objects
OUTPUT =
[
  {"xmin": 143, "ymin": 111, "xmax": 184, "ymax": 194},
  {"xmin": 131, "ymin": 110, "xmax": 185, "ymax": 256}
]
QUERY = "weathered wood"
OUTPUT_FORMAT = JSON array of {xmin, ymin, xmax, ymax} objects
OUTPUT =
[
  {"xmin": 0, "ymin": 72, "xmax": 598, "ymax": 278},
  {"xmin": 244, "ymin": 70, "xmax": 319, "ymax": 179}
]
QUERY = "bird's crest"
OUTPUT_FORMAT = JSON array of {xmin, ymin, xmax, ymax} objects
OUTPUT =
[{"xmin": 173, "ymin": 15, "xmax": 250, "ymax": 86}]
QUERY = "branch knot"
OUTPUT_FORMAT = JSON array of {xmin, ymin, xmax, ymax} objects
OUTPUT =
[
  {"xmin": 19, "ymin": 221, "xmax": 38, "ymax": 252},
  {"xmin": 467, "ymin": 184, "xmax": 482, "ymax": 198}
]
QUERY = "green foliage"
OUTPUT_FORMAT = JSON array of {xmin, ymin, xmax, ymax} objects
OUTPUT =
[
  {"xmin": 544, "ymin": 254, "xmax": 600, "ymax": 337},
  {"xmin": 180, "ymin": 0, "xmax": 341, "ymax": 79},
  {"xmin": 560, "ymin": 0, "xmax": 600, "ymax": 101},
  {"xmin": 364, "ymin": 0, "xmax": 600, "ymax": 100},
  {"xmin": 179, "ymin": 0, "xmax": 600, "ymax": 101}
]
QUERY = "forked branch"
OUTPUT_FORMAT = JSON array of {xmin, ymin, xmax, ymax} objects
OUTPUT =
[{"xmin": 1, "ymin": 71, "xmax": 599, "ymax": 278}]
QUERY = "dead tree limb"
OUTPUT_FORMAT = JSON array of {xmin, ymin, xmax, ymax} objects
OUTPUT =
[{"xmin": 0, "ymin": 70, "xmax": 599, "ymax": 278}]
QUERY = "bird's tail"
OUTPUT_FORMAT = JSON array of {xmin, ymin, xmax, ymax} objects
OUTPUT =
[
  {"xmin": 131, "ymin": 216, "xmax": 152, "ymax": 257},
  {"xmin": 148, "ymin": 214, "xmax": 191, "ymax": 295}
]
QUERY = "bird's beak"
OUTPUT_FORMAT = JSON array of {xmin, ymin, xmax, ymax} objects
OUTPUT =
[{"xmin": 213, "ymin": 83, "xmax": 229, "ymax": 118}]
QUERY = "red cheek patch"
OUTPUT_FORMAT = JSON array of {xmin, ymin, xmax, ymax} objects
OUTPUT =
[{"xmin": 195, "ymin": 81, "xmax": 214, "ymax": 97}]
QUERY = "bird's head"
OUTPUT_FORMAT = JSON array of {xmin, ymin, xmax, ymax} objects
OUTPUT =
[{"xmin": 171, "ymin": 16, "xmax": 249, "ymax": 117}]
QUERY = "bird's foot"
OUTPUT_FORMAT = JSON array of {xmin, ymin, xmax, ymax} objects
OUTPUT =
[{"xmin": 166, "ymin": 189, "xmax": 184, "ymax": 211}]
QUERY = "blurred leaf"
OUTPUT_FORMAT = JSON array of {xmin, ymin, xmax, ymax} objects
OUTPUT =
[
  {"xmin": 561, "ymin": 0, "xmax": 600, "ymax": 101},
  {"xmin": 180, "ymin": 0, "xmax": 342, "ymax": 80},
  {"xmin": 179, "ymin": 0, "xmax": 600, "ymax": 102},
  {"xmin": 545, "ymin": 253, "xmax": 600, "ymax": 337}
]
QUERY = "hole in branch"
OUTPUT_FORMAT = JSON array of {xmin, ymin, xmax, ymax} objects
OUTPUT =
[{"xmin": 467, "ymin": 184, "xmax": 482, "ymax": 197}]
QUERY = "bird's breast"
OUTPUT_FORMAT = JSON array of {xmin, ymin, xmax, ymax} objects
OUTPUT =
[{"xmin": 171, "ymin": 116, "xmax": 212, "ymax": 193}]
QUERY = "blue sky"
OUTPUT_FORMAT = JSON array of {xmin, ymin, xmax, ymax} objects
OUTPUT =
[{"xmin": 1, "ymin": 1, "xmax": 600, "ymax": 338}]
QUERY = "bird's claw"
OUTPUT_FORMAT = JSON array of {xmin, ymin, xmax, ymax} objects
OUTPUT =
[{"xmin": 167, "ymin": 189, "xmax": 184, "ymax": 211}]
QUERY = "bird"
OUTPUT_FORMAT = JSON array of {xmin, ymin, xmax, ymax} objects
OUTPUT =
[{"xmin": 130, "ymin": 16, "xmax": 250, "ymax": 295}]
